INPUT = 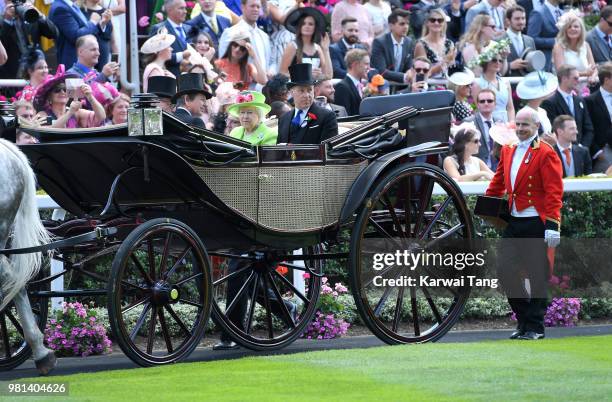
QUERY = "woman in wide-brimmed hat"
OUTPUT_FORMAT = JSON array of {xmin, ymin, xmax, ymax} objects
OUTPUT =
[
  {"xmin": 15, "ymin": 50, "xmax": 49, "ymax": 102},
  {"xmin": 33, "ymin": 66, "xmax": 106, "ymax": 128},
  {"xmin": 517, "ymin": 71, "xmax": 559, "ymax": 135},
  {"xmin": 214, "ymin": 29, "xmax": 267, "ymax": 91},
  {"xmin": 141, "ymin": 27, "xmax": 180, "ymax": 92},
  {"xmin": 447, "ymin": 66, "xmax": 475, "ymax": 123},
  {"xmin": 279, "ymin": 7, "xmax": 332, "ymax": 79},
  {"xmin": 227, "ymin": 91, "xmax": 276, "ymax": 145}
]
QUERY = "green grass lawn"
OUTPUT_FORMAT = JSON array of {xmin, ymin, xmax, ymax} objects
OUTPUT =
[{"xmin": 5, "ymin": 336, "xmax": 612, "ymax": 402}]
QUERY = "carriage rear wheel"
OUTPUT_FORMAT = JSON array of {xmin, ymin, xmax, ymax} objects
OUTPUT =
[
  {"xmin": 0, "ymin": 278, "xmax": 49, "ymax": 371},
  {"xmin": 349, "ymin": 163, "xmax": 474, "ymax": 344},
  {"xmin": 210, "ymin": 246, "xmax": 322, "ymax": 351},
  {"xmin": 107, "ymin": 218, "xmax": 212, "ymax": 367}
]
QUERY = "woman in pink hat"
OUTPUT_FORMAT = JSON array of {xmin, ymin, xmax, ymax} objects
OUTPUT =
[
  {"xmin": 141, "ymin": 28, "xmax": 180, "ymax": 92},
  {"xmin": 34, "ymin": 71, "xmax": 106, "ymax": 129}
]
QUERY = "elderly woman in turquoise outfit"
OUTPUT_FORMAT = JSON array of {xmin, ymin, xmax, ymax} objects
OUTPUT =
[{"xmin": 228, "ymin": 91, "xmax": 277, "ymax": 145}]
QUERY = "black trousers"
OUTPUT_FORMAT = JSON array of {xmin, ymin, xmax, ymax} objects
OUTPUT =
[{"xmin": 498, "ymin": 216, "xmax": 549, "ymax": 333}]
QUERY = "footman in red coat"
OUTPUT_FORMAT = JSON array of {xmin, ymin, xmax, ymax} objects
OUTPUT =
[{"xmin": 485, "ymin": 108, "xmax": 563, "ymax": 340}]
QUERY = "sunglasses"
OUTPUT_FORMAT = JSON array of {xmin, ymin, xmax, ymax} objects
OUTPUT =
[
  {"xmin": 491, "ymin": 58, "xmax": 503, "ymax": 63},
  {"xmin": 52, "ymin": 85, "xmax": 66, "ymax": 93},
  {"xmin": 486, "ymin": 24, "xmax": 496, "ymax": 28},
  {"xmin": 414, "ymin": 68, "xmax": 430, "ymax": 73},
  {"xmin": 478, "ymin": 99, "xmax": 495, "ymax": 104},
  {"xmin": 604, "ymin": 19, "xmax": 612, "ymax": 26},
  {"xmin": 232, "ymin": 43, "xmax": 246, "ymax": 51},
  {"xmin": 428, "ymin": 18, "xmax": 445, "ymax": 24}
]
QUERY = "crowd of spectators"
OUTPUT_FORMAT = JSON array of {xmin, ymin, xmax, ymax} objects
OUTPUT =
[{"xmin": 0, "ymin": 0, "xmax": 611, "ymax": 179}]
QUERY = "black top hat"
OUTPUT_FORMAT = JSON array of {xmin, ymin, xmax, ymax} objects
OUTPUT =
[
  {"xmin": 284, "ymin": 7, "xmax": 327, "ymax": 36},
  {"xmin": 172, "ymin": 73, "xmax": 212, "ymax": 102},
  {"xmin": 287, "ymin": 63, "xmax": 317, "ymax": 88},
  {"xmin": 147, "ymin": 76, "xmax": 177, "ymax": 99}
]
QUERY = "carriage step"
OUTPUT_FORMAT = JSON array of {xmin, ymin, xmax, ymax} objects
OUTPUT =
[{"xmin": 30, "ymin": 290, "xmax": 107, "ymax": 297}]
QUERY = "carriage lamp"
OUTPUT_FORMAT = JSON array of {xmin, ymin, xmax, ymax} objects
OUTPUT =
[{"xmin": 128, "ymin": 94, "xmax": 163, "ymax": 136}]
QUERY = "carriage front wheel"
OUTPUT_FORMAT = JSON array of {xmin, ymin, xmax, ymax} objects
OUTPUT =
[
  {"xmin": 107, "ymin": 218, "xmax": 212, "ymax": 366},
  {"xmin": 349, "ymin": 163, "xmax": 474, "ymax": 344}
]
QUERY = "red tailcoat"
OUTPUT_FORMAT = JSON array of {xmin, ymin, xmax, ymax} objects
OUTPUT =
[{"xmin": 485, "ymin": 137, "xmax": 564, "ymax": 231}]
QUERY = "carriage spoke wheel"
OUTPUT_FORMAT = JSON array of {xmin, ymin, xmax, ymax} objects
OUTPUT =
[
  {"xmin": 210, "ymin": 246, "xmax": 322, "ymax": 351},
  {"xmin": 349, "ymin": 163, "xmax": 474, "ymax": 344},
  {"xmin": 0, "ymin": 277, "xmax": 49, "ymax": 371},
  {"xmin": 108, "ymin": 218, "xmax": 212, "ymax": 366}
]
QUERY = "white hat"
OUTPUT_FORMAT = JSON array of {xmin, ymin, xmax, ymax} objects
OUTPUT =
[
  {"xmin": 489, "ymin": 123, "xmax": 518, "ymax": 146},
  {"xmin": 228, "ymin": 28, "xmax": 250, "ymax": 44},
  {"xmin": 520, "ymin": 49, "xmax": 547, "ymax": 72},
  {"xmin": 516, "ymin": 71, "xmax": 558, "ymax": 100},
  {"xmin": 140, "ymin": 27, "xmax": 175, "ymax": 54},
  {"xmin": 447, "ymin": 68, "xmax": 475, "ymax": 87}
]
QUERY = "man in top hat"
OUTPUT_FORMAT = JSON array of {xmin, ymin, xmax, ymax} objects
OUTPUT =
[
  {"xmin": 148, "ymin": 76, "xmax": 177, "ymax": 113},
  {"xmin": 485, "ymin": 107, "xmax": 563, "ymax": 341},
  {"xmin": 173, "ymin": 73, "xmax": 212, "ymax": 128},
  {"xmin": 277, "ymin": 63, "xmax": 338, "ymax": 145}
]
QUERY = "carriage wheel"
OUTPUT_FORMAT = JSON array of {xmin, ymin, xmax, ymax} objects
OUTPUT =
[
  {"xmin": 210, "ymin": 246, "xmax": 322, "ymax": 351},
  {"xmin": 349, "ymin": 163, "xmax": 474, "ymax": 344},
  {"xmin": 0, "ymin": 278, "xmax": 49, "ymax": 371},
  {"xmin": 107, "ymin": 218, "xmax": 212, "ymax": 367}
]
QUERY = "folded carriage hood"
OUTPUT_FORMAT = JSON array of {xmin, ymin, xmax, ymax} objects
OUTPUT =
[{"xmin": 21, "ymin": 137, "xmax": 226, "ymax": 217}]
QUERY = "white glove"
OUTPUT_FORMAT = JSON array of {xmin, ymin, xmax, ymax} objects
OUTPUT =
[{"xmin": 544, "ymin": 230, "xmax": 560, "ymax": 248}]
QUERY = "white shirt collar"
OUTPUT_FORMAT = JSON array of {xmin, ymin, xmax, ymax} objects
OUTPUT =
[
  {"xmin": 391, "ymin": 34, "xmax": 404, "ymax": 47},
  {"xmin": 506, "ymin": 29, "xmax": 522, "ymax": 40},
  {"xmin": 203, "ymin": 13, "xmax": 215, "ymax": 24},
  {"xmin": 342, "ymin": 38, "xmax": 356, "ymax": 49},
  {"xmin": 168, "ymin": 19, "xmax": 183, "ymax": 30},
  {"xmin": 518, "ymin": 133, "xmax": 538, "ymax": 148},
  {"xmin": 347, "ymin": 73, "xmax": 361, "ymax": 87},
  {"xmin": 601, "ymin": 87, "xmax": 612, "ymax": 98},
  {"xmin": 558, "ymin": 88, "xmax": 573, "ymax": 99},
  {"xmin": 557, "ymin": 142, "xmax": 572, "ymax": 151}
]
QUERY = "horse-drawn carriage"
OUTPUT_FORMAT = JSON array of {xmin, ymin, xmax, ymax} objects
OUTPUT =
[{"xmin": 0, "ymin": 90, "xmax": 474, "ymax": 372}]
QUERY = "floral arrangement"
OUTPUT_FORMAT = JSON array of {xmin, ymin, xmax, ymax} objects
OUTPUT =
[
  {"xmin": 544, "ymin": 298, "xmax": 581, "ymax": 327},
  {"xmin": 467, "ymin": 38, "xmax": 511, "ymax": 69},
  {"xmin": 302, "ymin": 277, "xmax": 350, "ymax": 339},
  {"xmin": 556, "ymin": 8, "xmax": 583, "ymax": 30},
  {"xmin": 44, "ymin": 302, "xmax": 112, "ymax": 357}
]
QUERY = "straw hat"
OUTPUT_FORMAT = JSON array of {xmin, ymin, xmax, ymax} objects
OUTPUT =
[
  {"xmin": 227, "ymin": 91, "xmax": 271, "ymax": 117},
  {"xmin": 284, "ymin": 7, "xmax": 327, "ymax": 35},
  {"xmin": 228, "ymin": 27, "xmax": 250, "ymax": 44},
  {"xmin": 447, "ymin": 67, "xmax": 475, "ymax": 87},
  {"xmin": 140, "ymin": 27, "xmax": 176, "ymax": 54},
  {"xmin": 516, "ymin": 71, "xmax": 558, "ymax": 100},
  {"xmin": 489, "ymin": 123, "xmax": 519, "ymax": 146}
]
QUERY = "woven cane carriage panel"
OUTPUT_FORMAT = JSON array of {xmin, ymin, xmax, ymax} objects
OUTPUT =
[
  {"xmin": 258, "ymin": 162, "xmax": 366, "ymax": 231},
  {"xmin": 191, "ymin": 166, "xmax": 258, "ymax": 221}
]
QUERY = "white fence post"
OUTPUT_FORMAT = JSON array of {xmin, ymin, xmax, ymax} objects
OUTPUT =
[{"xmin": 50, "ymin": 209, "xmax": 66, "ymax": 312}]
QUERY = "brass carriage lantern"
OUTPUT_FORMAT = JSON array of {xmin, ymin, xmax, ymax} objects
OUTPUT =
[{"xmin": 128, "ymin": 93, "xmax": 163, "ymax": 136}]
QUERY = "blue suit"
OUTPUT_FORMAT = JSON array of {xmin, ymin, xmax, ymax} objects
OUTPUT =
[
  {"xmin": 150, "ymin": 20, "xmax": 189, "ymax": 77},
  {"xmin": 49, "ymin": 0, "xmax": 103, "ymax": 68},
  {"xmin": 527, "ymin": 5, "xmax": 559, "ymax": 72},
  {"xmin": 185, "ymin": 13, "xmax": 231, "ymax": 47}
]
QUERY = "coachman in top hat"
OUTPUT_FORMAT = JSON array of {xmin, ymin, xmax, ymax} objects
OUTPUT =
[
  {"xmin": 172, "ymin": 73, "xmax": 212, "ymax": 128},
  {"xmin": 278, "ymin": 63, "xmax": 338, "ymax": 145},
  {"xmin": 485, "ymin": 108, "xmax": 563, "ymax": 340}
]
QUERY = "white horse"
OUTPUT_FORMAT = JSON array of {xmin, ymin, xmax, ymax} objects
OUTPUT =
[{"xmin": 0, "ymin": 138, "xmax": 56, "ymax": 375}]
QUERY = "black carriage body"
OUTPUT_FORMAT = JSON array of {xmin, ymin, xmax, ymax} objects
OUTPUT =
[{"xmin": 21, "ymin": 91, "xmax": 454, "ymax": 252}]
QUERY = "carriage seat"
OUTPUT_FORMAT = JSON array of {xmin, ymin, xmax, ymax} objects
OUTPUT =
[{"xmin": 23, "ymin": 123, "xmax": 127, "ymax": 142}]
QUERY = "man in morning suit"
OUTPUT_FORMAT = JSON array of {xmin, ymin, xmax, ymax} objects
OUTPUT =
[
  {"xmin": 541, "ymin": 65, "xmax": 594, "ymax": 149},
  {"xmin": 49, "ymin": 0, "xmax": 112, "ymax": 67},
  {"xmin": 502, "ymin": 5, "xmax": 536, "ymax": 76},
  {"xmin": 149, "ymin": 0, "xmax": 191, "ymax": 77},
  {"xmin": 551, "ymin": 115, "xmax": 592, "ymax": 177},
  {"xmin": 585, "ymin": 62, "xmax": 612, "ymax": 173},
  {"xmin": 370, "ymin": 9, "xmax": 415, "ymax": 84},
  {"xmin": 585, "ymin": 6, "xmax": 612, "ymax": 65},
  {"xmin": 186, "ymin": 0, "xmax": 231, "ymax": 47},
  {"xmin": 172, "ymin": 73, "xmax": 212, "ymax": 128},
  {"xmin": 278, "ymin": 63, "xmax": 338, "ymax": 145},
  {"xmin": 465, "ymin": 89, "xmax": 501, "ymax": 170},
  {"xmin": 333, "ymin": 48, "xmax": 370, "ymax": 117},
  {"xmin": 329, "ymin": 17, "xmax": 366, "ymax": 79},
  {"xmin": 486, "ymin": 107, "xmax": 563, "ymax": 341},
  {"xmin": 526, "ymin": 0, "xmax": 562, "ymax": 72}
]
